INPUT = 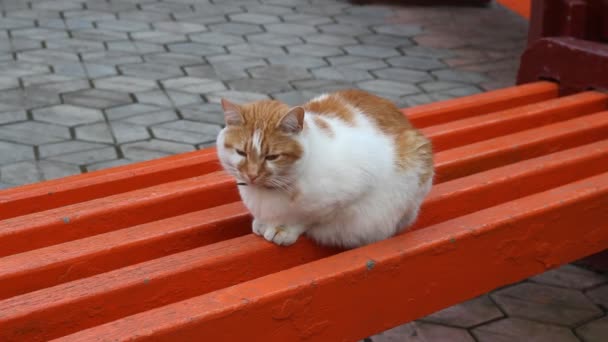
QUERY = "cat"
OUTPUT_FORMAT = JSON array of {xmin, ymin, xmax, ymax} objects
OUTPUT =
[{"xmin": 216, "ymin": 89, "xmax": 434, "ymax": 248}]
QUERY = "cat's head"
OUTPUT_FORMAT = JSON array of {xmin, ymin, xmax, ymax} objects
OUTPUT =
[{"xmin": 216, "ymin": 98, "xmax": 305, "ymax": 189}]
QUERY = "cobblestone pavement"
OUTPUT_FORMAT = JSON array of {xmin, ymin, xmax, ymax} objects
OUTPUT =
[{"xmin": 2, "ymin": 0, "xmax": 606, "ymax": 341}]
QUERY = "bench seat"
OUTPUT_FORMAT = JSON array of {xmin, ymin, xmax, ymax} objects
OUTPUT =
[{"xmin": 1, "ymin": 81, "xmax": 608, "ymax": 341}]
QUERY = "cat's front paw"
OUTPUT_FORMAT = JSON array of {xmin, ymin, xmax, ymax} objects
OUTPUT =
[
  {"xmin": 252, "ymin": 218, "xmax": 270, "ymax": 236},
  {"xmin": 263, "ymin": 225, "xmax": 303, "ymax": 246}
]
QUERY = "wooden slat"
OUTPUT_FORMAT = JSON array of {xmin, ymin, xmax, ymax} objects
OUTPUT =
[
  {"xmin": 56, "ymin": 172, "xmax": 608, "ymax": 342},
  {"xmin": 403, "ymin": 81, "xmax": 558, "ymax": 127},
  {"xmin": 424, "ymin": 91, "xmax": 607, "ymax": 151},
  {"xmin": 0, "ymin": 82, "xmax": 556, "ymax": 220},
  {"xmin": 3, "ymin": 139, "xmax": 608, "ymax": 341},
  {"xmin": 0, "ymin": 172, "xmax": 237, "ymax": 257},
  {"xmin": 0, "ymin": 149, "xmax": 220, "ymax": 220},
  {"xmin": 435, "ymin": 111, "xmax": 608, "ymax": 183}
]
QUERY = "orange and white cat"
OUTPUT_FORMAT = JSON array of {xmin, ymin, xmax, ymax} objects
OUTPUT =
[{"xmin": 216, "ymin": 89, "xmax": 433, "ymax": 248}]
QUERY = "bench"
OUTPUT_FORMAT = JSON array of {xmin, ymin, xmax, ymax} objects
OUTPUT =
[{"xmin": 2, "ymin": 1, "xmax": 608, "ymax": 341}]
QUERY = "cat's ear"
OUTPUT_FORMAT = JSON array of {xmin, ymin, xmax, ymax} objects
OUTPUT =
[
  {"xmin": 221, "ymin": 98, "xmax": 243, "ymax": 126},
  {"xmin": 277, "ymin": 107, "xmax": 305, "ymax": 134}
]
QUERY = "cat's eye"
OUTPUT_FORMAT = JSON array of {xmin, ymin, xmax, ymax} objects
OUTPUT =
[
  {"xmin": 265, "ymin": 154, "xmax": 280, "ymax": 161},
  {"xmin": 235, "ymin": 149, "xmax": 246, "ymax": 156}
]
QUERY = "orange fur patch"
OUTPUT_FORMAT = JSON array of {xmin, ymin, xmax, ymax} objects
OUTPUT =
[
  {"xmin": 313, "ymin": 116, "xmax": 333, "ymax": 137},
  {"xmin": 304, "ymin": 95, "xmax": 354, "ymax": 124}
]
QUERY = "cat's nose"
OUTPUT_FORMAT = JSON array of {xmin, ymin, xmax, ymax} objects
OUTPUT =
[{"xmin": 247, "ymin": 173, "xmax": 258, "ymax": 182}]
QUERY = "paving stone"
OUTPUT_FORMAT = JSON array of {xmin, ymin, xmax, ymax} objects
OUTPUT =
[
  {"xmin": 94, "ymin": 76, "xmax": 159, "ymax": 93},
  {"xmin": 492, "ymin": 282, "xmax": 603, "ymax": 326},
  {"xmin": 419, "ymin": 81, "xmax": 472, "ymax": 92},
  {"xmin": 110, "ymin": 121, "xmax": 150, "ymax": 143},
  {"xmin": 143, "ymin": 53, "xmax": 205, "ymax": 67},
  {"xmin": 230, "ymin": 13, "xmax": 280, "ymax": 25},
  {"xmin": 432, "ymin": 69, "xmax": 490, "ymax": 83},
  {"xmin": 162, "ymin": 77, "xmax": 226, "ymax": 94},
  {"xmin": 168, "ymin": 42, "xmax": 226, "ymax": 56},
  {"xmin": 106, "ymin": 40, "xmax": 165, "ymax": 54},
  {"xmin": 371, "ymin": 321, "xmax": 475, "ymax": 342},
  {"xmin": 576, "ymin": 316, "xmax": 608, "ymax": 342},
  {"xmin": 11, "ymin": 27, "xmax": 69, "ymax": 40},
  {"xmin": 267, "ymin": 55, "xmax": 327, "ymax": 69},
  {"xmin": 45, "ymin": 38, "xmax": 105, "ymax": 53},
  {"xmin": 39, "ymin": 140, "xmax": 110, "ymax": 158},
  {"xmin": 228, "ymin": 43, "xmax": 286, "ymax": 57},
  {"xmin": 63, "ymin": 89, "xmax": 133, "ymax": 109},
  {"xmin": 373, "ymin": 24, "xmax": 423, "ymax": 37},
  {"xmin": 122, "ymin": 109, "xmax": 179, "ymax": 125},
  {"xmin": 71, "ymin": 28, "xmax": 129, "ymax": 42},
  {"xmin": 472, "ymin": 318, "xmax": 579, "ymax": 342},
  {"xmin": 249, "ymin": 65, "xmax": 311, "ymax": 81},
  {"xmin": 135, "ymin": 90, "xmax": 203, "ymax": 107},
  {"xmin": 118, "ymin": 63, "xmax": 184, "ymax": 80},
  {"xmin": 33, "ymin": 105, "xmax": 104, "ymax": 126},
  {"xmin": 0, "ymin": 76, "xmax": 18, "ymax": 90},
  {"xmin": 96, "ymin": 20, "xmax": 150, "ymax": 33},
  {"xmin": 228, "ymin": 78, "xmax": 292, "ymax": 94},
  {"xmin": 291, "ymin": 79, "xmax": 352, "ymax": 92},
  {"xmin": 153, "ymin": 21, "xmax": 207, "ymax": 34},
  {"xmin": 272, "ymin": 90, "xmax": 318, "ymax": 106},
  {"xmin": 0, "ymin": 121, "xmax": 70, "ymax": 145},
  {"xmin": 0, "ymin": 88, "xmax": 61, "ymax": 109},
  {"xmin": 18, "ymin": 49, "xmax": 79, "ymax": 63},
  {"xmin": 86, "ymin": 159, "xmax": 133, "ymax": 172},
  {"xmin": 304, "ymin": 34, "xmax": 357, "ymax": 46},
  {"xmin": 37, "ymin": 160, "xmax": 81, "ymax": 180},
  {"xmin": 209, "ymin": 22, "xmax": 264, "ymax": 36},
  {"xmin": 0, "ymin": 161, "xmax": 42, "ymax": 184},
  {"xmin": 402, "ymin": 46, "xmax": 457, "ymax": 59},
  {"xmin": 0, "ymin": 110, "xmax": 27, "ymax": 124},
  {"xmin": 357, "ymin": 34, "xmax": 413, "ymax": 48},
  {"xmin": 81, "ymin": 64, "xmax": 119, "ymax": 79},
  {"xmin": 265, "ymin": 23, "xmax": 318, "ymax": 35},
  {"xmin": 344, "ymin": 45, "xmax": 400, "ymax": 58},
  {"xmin": 319, "ymin": 23, "xmax": 371, "ymax": 36},
  {"xmin": 75, "ymin": 122, "xmax": 114, "ymax": 143},
  {"xmin": 48, "ymin": 147, "xmax": 118, "ymax": 165},
  {"xmin": 131, "ymin": 31, "xmax": 187, "ymax": 44},
  {"xmin": 586, "ymin": 284, "xmax": 608, "ymax": 308},
  {"xmin": 121, "ymin": 139, "xmax": 195, "ymax": 162},
  {"xmin": 334, "ymin": 13, "xmax": 389, "ymax": 26},
  {"xmin": 386, "ymin": 56, "xmax": 446, "ymax": 71},
  {"xmin": 179, "ymin": 103, "xmax": 224, "ymax": 125},
  {"xmin": 38, "ymin": 18, "xmax": 94, "ymax": 30},
  {"xmin": 119, "ymin": 10, "xmax": 172, "ymax": 23},
  {"xmin": 287, "ymin": 44, "xmax": 344, "ymax": 57},
  {"xmin": 372, "ymin": 68, "xmax": 433, "ymax": 83},
  {"xmin": 189, "ymin": 32, "xmax": 246, "ymax": 45},
  {"xmin": 312, "ymin": 66, "xmax": 373, "ymax": 82},
  {"xmin": 0, "ymin": 141, "xmax": 35, "ymax": 165},
  {"xmin": 106, "ymin": 103, "xmax": 164, "ymax": 121},
  {"xmin": 422, "ymin": 295, "xmax": 504, "ymax": 328},
  {"xmin": 0, "ymin": 61, "xmax": 50, "ymax": 77},
  {"xmin": 151, "ymin": 120, "xmax": 221, "ymax": 144},
  {"xmin": 82, "ymin": 51, "xmax": 144, "ymax": 66},
  {"xmin": 357, "ymin": 80, "xmax": 419, "ymax": 97},
  {"xmin": 244, "ymin": 4, "xmax": 294, "ymax": 15},
  {"xmin": 206, "ymin": 90, "xmax": 269, "ymax": 104},
  {"xmin": 530, "ymin": 265, "xmax": 607, "ymax": 290},
  {"xmin": 0, "ymin": 38, "xmax": 42, "ymax": 53},
  {"xmin": 0, "ymin": 17, "xmax": 33, "ymax": 29},
  {"xmin": 247, "ymin": 33, "xmax": 303, "ymax": 46}
]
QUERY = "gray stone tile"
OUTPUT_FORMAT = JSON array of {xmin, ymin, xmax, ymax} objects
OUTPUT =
[
  {"xmin": 291, "ymin": 79, "xmax": 352, "ymax": 92},
  {"xmin": 106, "ymin": 103, "xmax": 164, "ymax": 121},
  {"xmin": 135, "ymin": 90, "xmax": 203, "ymax": 107},
  {"xmin": 244, "ymin": 4, "xmax": 294, "ymax": 15},
  {"xmin": 153, "ymin": 21, "xmax": 207, "ymax": 34},
  {"xmin": 357, "ymin": 80, "xmax": 420, "ymax": 97},
  {"xmin": 0, "ymin": 141, "xmax": 35, "ymax": 165},
  {"xmin": 118, "ymin": 10, "xmax": 172, "ymax": 23},
  {"xmin": 131, "ymin": 31, "xmax": 187, "ymax": 44},
  {"xmin": 247, "ymin": 33, "xmax": 303, "ymax": 46},
  {"xmin": 0, "ymin": 17, "xmax": 33, "ymax": 30},
  {"xmin": 75, "ymin": 122, "xmax": 114, "ymax": 143},
  {"xmin": 206, "ymin": 90, "xmax": 269, "ymax": 104},
  {"xmin": 419, "ymin": 81, "xmax": 471, "ymax": 92},
  {"xmin": 37, "ymin": 160, "xmax": 82, "ymax": 180},
  {"xmin": 96, "ymin": 20, "xmax": 150, "ymax": 33},
  {"xmin": 118, "ymin": 63, "xmax": 184, "ymax": 80},
  {"xmin": 228, "ymin": 43, "xmax": 286, "ymax": 57},
  {"xmin": 94, "ymin": 76, "xmax": 159, "ymax": 93},
  {"xmin": 71, "ymin": 28, "xmax": 129, "ymax": 42},
  {"xmin": 63, "ymin": 89, "xmax": 133, "ymax": 109},
  {"xmin": 18, "ymin": 49, "xmax": 79, "ymax": 63},
  {"xmin": 402, "ymin": 46, "xmax": 457, "ymax": 59},
  {"xmin": 0, "ymin": 110, "xmax": 27, "ymax": 124},
  {"xmin": 33, "ymin": 105, "xmax": 104, "ymax": 126},
  {"xmin": 106, "ymin": 40, "xmax": 165, "ymax": 54},
  {"xmin": 0, "ymin": 61, "xmax": 50, "ymax": 77},
  {"xmin": 0, "ymin": 88, "xmax": 61, "ymax": 109},
  {"xmin": 143, "ymin": 53, "xmax": 205, "ymax": 67},
  {"xmin": 271, "ymin": 90, "xmax": 317, "ymax": 106},
  {"xmin": 228, "ymin": 78, "xmax": 292, "ymax": 93},
  {"xmin": 0, "ymin": 76, "xmax": 18, "ymax": 90},
  {"xmin": 11, "ymin": 27, "xmax": 69, "ymax": 40},
  {"xmin": 344, "ymin": 45, "xmax": 400, "ymax": 58},
  {"xmin": 0, "ymin": 161, "xmax": 41, "ymax": 185},
  {"xmin": 372, "ymin": 67, "xmax": 433, "ymax": 83},
  {"xmin": 162, "ymin": 77, "xmax": 226, "ymax": 94},
  {"xmin": 189, "ymin": 32, "xmax": 246, "ymax": 46},
  {"xmin": 373, "ymin": 24, "xmax": 423, "ymax": 37},
  {"xmin": 48, "ymin": 147, "xmax": 118, "ymax": 165},
  {"xmin": 358, "ymin": 34, "xmax": 413, "ymax": 48},
  {"xmin": 319, "ymin": 23, "xmax": 371, "ymax": 36},
  {"xmin": 311, "ymin": 66, "xmax": 373, "ymax": 82},
  {"xmin": 39, "ymin": 140, "xmax": 109, "ymax": 158},
  {"xmin": 282, "ymin": 13, "xmax": 333, "ymax": 25},
  {"xmin": 287, "ymin": 44, "xmax": 344, "ymax": 57},
  {"xmin": 249, "ymin": 65, "xmax": 311, "ymax": 81},
  {"xmin": 110, "ymin": 121, "xmax": 150, "ymax": 143},
  {"xmin": 168, "ymin": 42, "xmax": 226, "ymax": 56},
  {"xmin": 387, "ymin": 56, "xmax": 446, "ymax": 71},
  {"xmin": 0, "ymin": 38, "xmax": 43, "ymax": 53},
  {"xmin": 151, "ymin": 120, "xmax": 221, "ymax": 144},
  {"xmin": 472, "ymin": 318, "xmax": 579, "ymax": 342},
  {"xmin": 179, "ymin": 103, "xmax": 224, "ymax": 125},
  {"xmin": 422, "ymin": 296, "xmax": 504, "ymax": 328},
  {"xmin": 122, "ymin": 110, "xmax": 179, "ymax": 125},
  {"xmin": 209, "ymin": 22, "xmax": 264, "ymax": 35},
  {"xmin": 432, "ymin": 69, "xmax": 490, "ymax": 83},
  {"xmin": 304, "ymin": 34, "xmax": 357, "ymax": 46},
  {"xmin": 86, "ymin": 159, "xmax": 133, "ymax": 172},
  {"xmin": 0, "ymin": 121, "xmax": 70, "ymax": 145},
  {"xmin": 576, "ymin": 316, "xmax": 608, "ymax": 342},
  {"xmin": 20, "ymin": 74, "xmax": 82, "ymax": 87},
  {"xmin": 267, "ymin": 55, "xmax": 327, "ymax": 69},
  {"xmin": 230, "ymin": 13, "xmax": 280, "ymax": 25},
  {"xmin": 265, "ymin": 23, "xmax": 318, "ymax": 35},
  {"xmin": 587, "ymin": 284, "xmax": 608, "ymax": 309},
  {"xmin": 45, "ymin": 38, "xmax": 105, "ymax": 53},
  {"xmin": 372, "ymin": 321, "xmax": 475, "ymax": 342},
  {"xmin": 121, "ymin": 139, "xmax": 195, "ymax": 162},
  {"xmin": 530, "ymin": 265, "xmax": 607, "ymax": 290},
  {"xmin": 492, "ymin": 283, "xmax": 603, "ymax": 326},
  {"xmin": 334, "ymin": 13, "xmax": 389, "ymax": 26}
]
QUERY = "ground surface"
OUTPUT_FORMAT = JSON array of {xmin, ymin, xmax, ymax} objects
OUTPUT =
[{"xmin": 0, "ymin": 0, "xmax": 606, "ymax": 341}]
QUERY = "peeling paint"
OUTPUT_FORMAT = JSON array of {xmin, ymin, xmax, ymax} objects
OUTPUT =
[
  {"xmin": 366, "ymin": 260, "xmax": 376, "ymax": 270},
  {"xmin": 62, "ymin": 217, "xmax": 70, "ymax": 224}
]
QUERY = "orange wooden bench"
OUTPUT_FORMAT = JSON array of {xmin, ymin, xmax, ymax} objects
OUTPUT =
[{"xmin": 2, "ymin": 81, "xmax": 608, "ymax": 341}]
